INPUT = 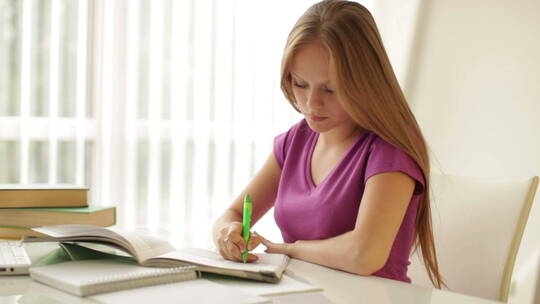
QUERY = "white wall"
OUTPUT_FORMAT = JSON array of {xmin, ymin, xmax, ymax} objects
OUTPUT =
[
  {"xmin": 373, "ymin": 0, "xmax": 422, "ymax": 88},
  {"xmin": 405, "ymin": 0, "xmax": 540, "ymax": 179},
  {"xmin": 378, "ymin": 0, "xmax": 540, "ymax": 298}
]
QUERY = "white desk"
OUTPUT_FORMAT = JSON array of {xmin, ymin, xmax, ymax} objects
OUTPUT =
[{"xmin": 0, "ymin": 242, "xmax": 502, "ymax": 304}]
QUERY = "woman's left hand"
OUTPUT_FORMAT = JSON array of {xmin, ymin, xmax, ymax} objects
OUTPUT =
[{"xmin": 254, "ymin": 232, "xmax": 295, "ymax": 256}]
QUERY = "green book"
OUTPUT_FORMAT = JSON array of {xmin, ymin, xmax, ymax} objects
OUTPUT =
[{"xmin": 0, "ymin": 206, "xmax": 116, "ymax": 227}]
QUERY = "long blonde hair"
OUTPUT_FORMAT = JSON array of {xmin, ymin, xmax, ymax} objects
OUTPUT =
[{"xmin": 280, "ymin": 0, "xmax": 445, "ymax": 288}]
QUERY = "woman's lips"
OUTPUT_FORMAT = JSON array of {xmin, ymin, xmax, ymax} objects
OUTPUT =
[{"xmin": 310, "ymin": 115, "xmax": 327, "ymax": 122}]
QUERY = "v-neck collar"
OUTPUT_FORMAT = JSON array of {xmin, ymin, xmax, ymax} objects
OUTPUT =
[{"xmin": 305, "ymin": 130, "xmax": 367, "ymax": 189}]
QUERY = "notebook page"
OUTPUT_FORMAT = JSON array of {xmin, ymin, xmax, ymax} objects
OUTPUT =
[
  {"xmin": 151, "ymin": 248, "xmax": 289, "ymax": 273},
  {"xmin": 120, "ymin": 232, "xmax": 175, "ymax": 262},
  {"xmin": 30, "ymin": 225, "xmax": 132, "ymax": 253}
]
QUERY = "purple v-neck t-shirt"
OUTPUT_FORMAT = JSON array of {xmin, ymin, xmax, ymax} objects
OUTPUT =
[{"xmin": 273, "ymin": 119, "xmax": 425, "ymax": 283}]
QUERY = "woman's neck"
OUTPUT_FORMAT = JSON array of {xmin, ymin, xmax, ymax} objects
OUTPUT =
[{"xmin": 317, "ymin": 123, "xmax": 363, "ymax": 149}]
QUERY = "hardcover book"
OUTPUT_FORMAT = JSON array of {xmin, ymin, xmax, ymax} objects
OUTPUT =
[
  {"xmin": 0, "ymin": 206, "xmax": 115, "ymax": 227},
  {"xmin": 0, "ymin": 184, "xmax": 89, "ymax": 208}
]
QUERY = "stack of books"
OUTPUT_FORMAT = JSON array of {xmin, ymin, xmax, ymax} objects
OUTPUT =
[{"xmin": 0, "ymin": 185, "xmax": 116, "ymax": 239}]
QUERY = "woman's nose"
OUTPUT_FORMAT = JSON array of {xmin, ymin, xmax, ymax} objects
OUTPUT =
[{"xmin": 307, "ymin": 90, "xmax": 324, "ymax": 108}]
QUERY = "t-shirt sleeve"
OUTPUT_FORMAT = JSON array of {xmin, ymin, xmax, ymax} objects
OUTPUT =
[
  {"xmin": 364, "ymin": 137, "xmax": 425, "ymax": 195},
  {"xmin": 274, "ymin": 131, "xmax": 288, "ymax": 168},
  {"xmin": 273, "ymin": 120, "xmax": 303, "ymax": 168}
]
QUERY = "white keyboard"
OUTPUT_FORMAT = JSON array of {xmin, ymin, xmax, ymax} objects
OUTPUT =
[{"xmin": 0, "ymin": 240, "xmax": 31, "ymax": 275}]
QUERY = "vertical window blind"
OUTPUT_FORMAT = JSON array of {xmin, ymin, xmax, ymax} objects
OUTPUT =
[{"xmin": 0, "ymin": 0, "xmax": 372, "ymax": 247}]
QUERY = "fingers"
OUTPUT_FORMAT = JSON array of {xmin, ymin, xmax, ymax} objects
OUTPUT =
[
  {"xmin": 260, "ymin": 238, "xmax": 278, "ymax": 253},
  {"xmin": 254, "ymin": 232, "xmax": 291, "ymax": 255},
  {"xmin": 216, "ymin": 222, "xmax": 252, "ymax": 262},
  {"xmin": 218, "ymin": 237, "xmax": 241, "ymax": 261},
  {"xmin": 247, "ymin": 253, "xmax": 259, "ymax": 262},
  {"xmin": 253, "ymin": 231, "xmax": 273, "ymax": 252},
  {"xmin": 225, "ymin": 223, "xmax": 244, "ymax": 246},
  {"xmin": 224, "ymin": 235, "xmax": 246, "ymax": 262},
  {"xmin": 264, "ymin": 243, "xmax": 282, "ymax": 254},
  {"xmin": 248, "ymin": 233, "xmax": 262, "ymax": 251},
  {"xmin": 253, "ymin": 231, "xmax": 269, "ymax": 247},
  {"xmin": 216, "ymin": 224, "xmax": 265, "ymax": 263}
]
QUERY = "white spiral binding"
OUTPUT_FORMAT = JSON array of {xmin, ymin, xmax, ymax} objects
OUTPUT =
[{"xmin": 81, "ymin": 265, "xmax": 199, "ymax": 295}]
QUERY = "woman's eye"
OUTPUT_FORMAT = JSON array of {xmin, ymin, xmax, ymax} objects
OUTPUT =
[
  {"xmin": 293, "ymin": 82, "xmax": 307, "ymax": 89},
  {"xmin": 325, "ymin": 88, "xmax": 334, "ymax": 94}
]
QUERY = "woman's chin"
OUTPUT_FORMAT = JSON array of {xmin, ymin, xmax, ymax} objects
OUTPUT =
[{"xmin": 305, "ymin": 119, "xmax": 330, "ymax": 133}]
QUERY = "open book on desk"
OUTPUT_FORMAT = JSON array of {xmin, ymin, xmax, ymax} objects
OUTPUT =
[{"xmin": 24, "ymin": 224, "xmax": 289, "ymax": 283}]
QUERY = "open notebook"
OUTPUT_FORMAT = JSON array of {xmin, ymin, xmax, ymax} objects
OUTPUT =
[{"xmin": 24, "ymin": 224, "xmax": 289, "ymax": 283}]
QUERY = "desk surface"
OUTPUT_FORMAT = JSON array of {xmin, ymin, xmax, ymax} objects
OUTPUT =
[{"xmin": 0, "ymin": 242, "xmax": 502, "ymax": 304}]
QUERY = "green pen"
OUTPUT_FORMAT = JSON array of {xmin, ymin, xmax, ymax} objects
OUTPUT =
[{"xmin": 242, "ymin": 194, "xmax": 253, "ymax": 263}]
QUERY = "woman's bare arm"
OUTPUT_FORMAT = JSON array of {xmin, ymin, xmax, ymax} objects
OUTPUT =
[
  {"xmin": 259, "ymin": 171, "xmax": 416, "ymax": 275},
  {"xmin": 212, "ymin": 151, "xmax": 281, "ymax": 261}
]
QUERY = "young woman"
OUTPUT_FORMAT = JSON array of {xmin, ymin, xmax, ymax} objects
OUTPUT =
[{"xmin": 212, "ymin": 0, "xmax": 444, "ymax": 287}]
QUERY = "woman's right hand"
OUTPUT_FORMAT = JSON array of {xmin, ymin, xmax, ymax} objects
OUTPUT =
[{"xmin": 216, "ymin": 222, "xmax": 260, "ymax": 262}]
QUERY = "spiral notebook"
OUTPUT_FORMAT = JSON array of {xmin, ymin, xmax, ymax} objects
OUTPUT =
[{"xmin": 29, "ymin": 259, "xmax": 199, "ymax": 297}]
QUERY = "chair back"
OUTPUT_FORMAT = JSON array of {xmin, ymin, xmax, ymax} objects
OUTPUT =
[
  {"xmin": 408, "ymin": 174, "xmax": 539, "ymax": 301},
  {"xmin": 508, "ymin": 178, "xmax": 540, "ymax": 304},
  {"xmin": 507, "ymin": 246, "xmax": 540, "ymax": 304}
]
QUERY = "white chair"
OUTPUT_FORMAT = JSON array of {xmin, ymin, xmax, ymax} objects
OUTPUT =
[
  {"xmin": 508, "ymin": 176, "xmax": 540, "ymax": 304},
  {"xmin": 507, "ymin": 246, "xmax": 540, "ymax": 304},
  {"xmin": 408, "ymin": 174, "xmax": 539, "ymax": 301}
]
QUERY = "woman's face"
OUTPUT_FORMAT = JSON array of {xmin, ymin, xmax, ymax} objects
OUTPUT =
[{"xmin": 290, "ymin": 43, "xmax": 355, "ymax": 134}]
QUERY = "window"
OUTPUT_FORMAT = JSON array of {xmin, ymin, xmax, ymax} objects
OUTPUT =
[{"xmin": 0, "ymin": 0, "xmax": 372, "ymax": 246}]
